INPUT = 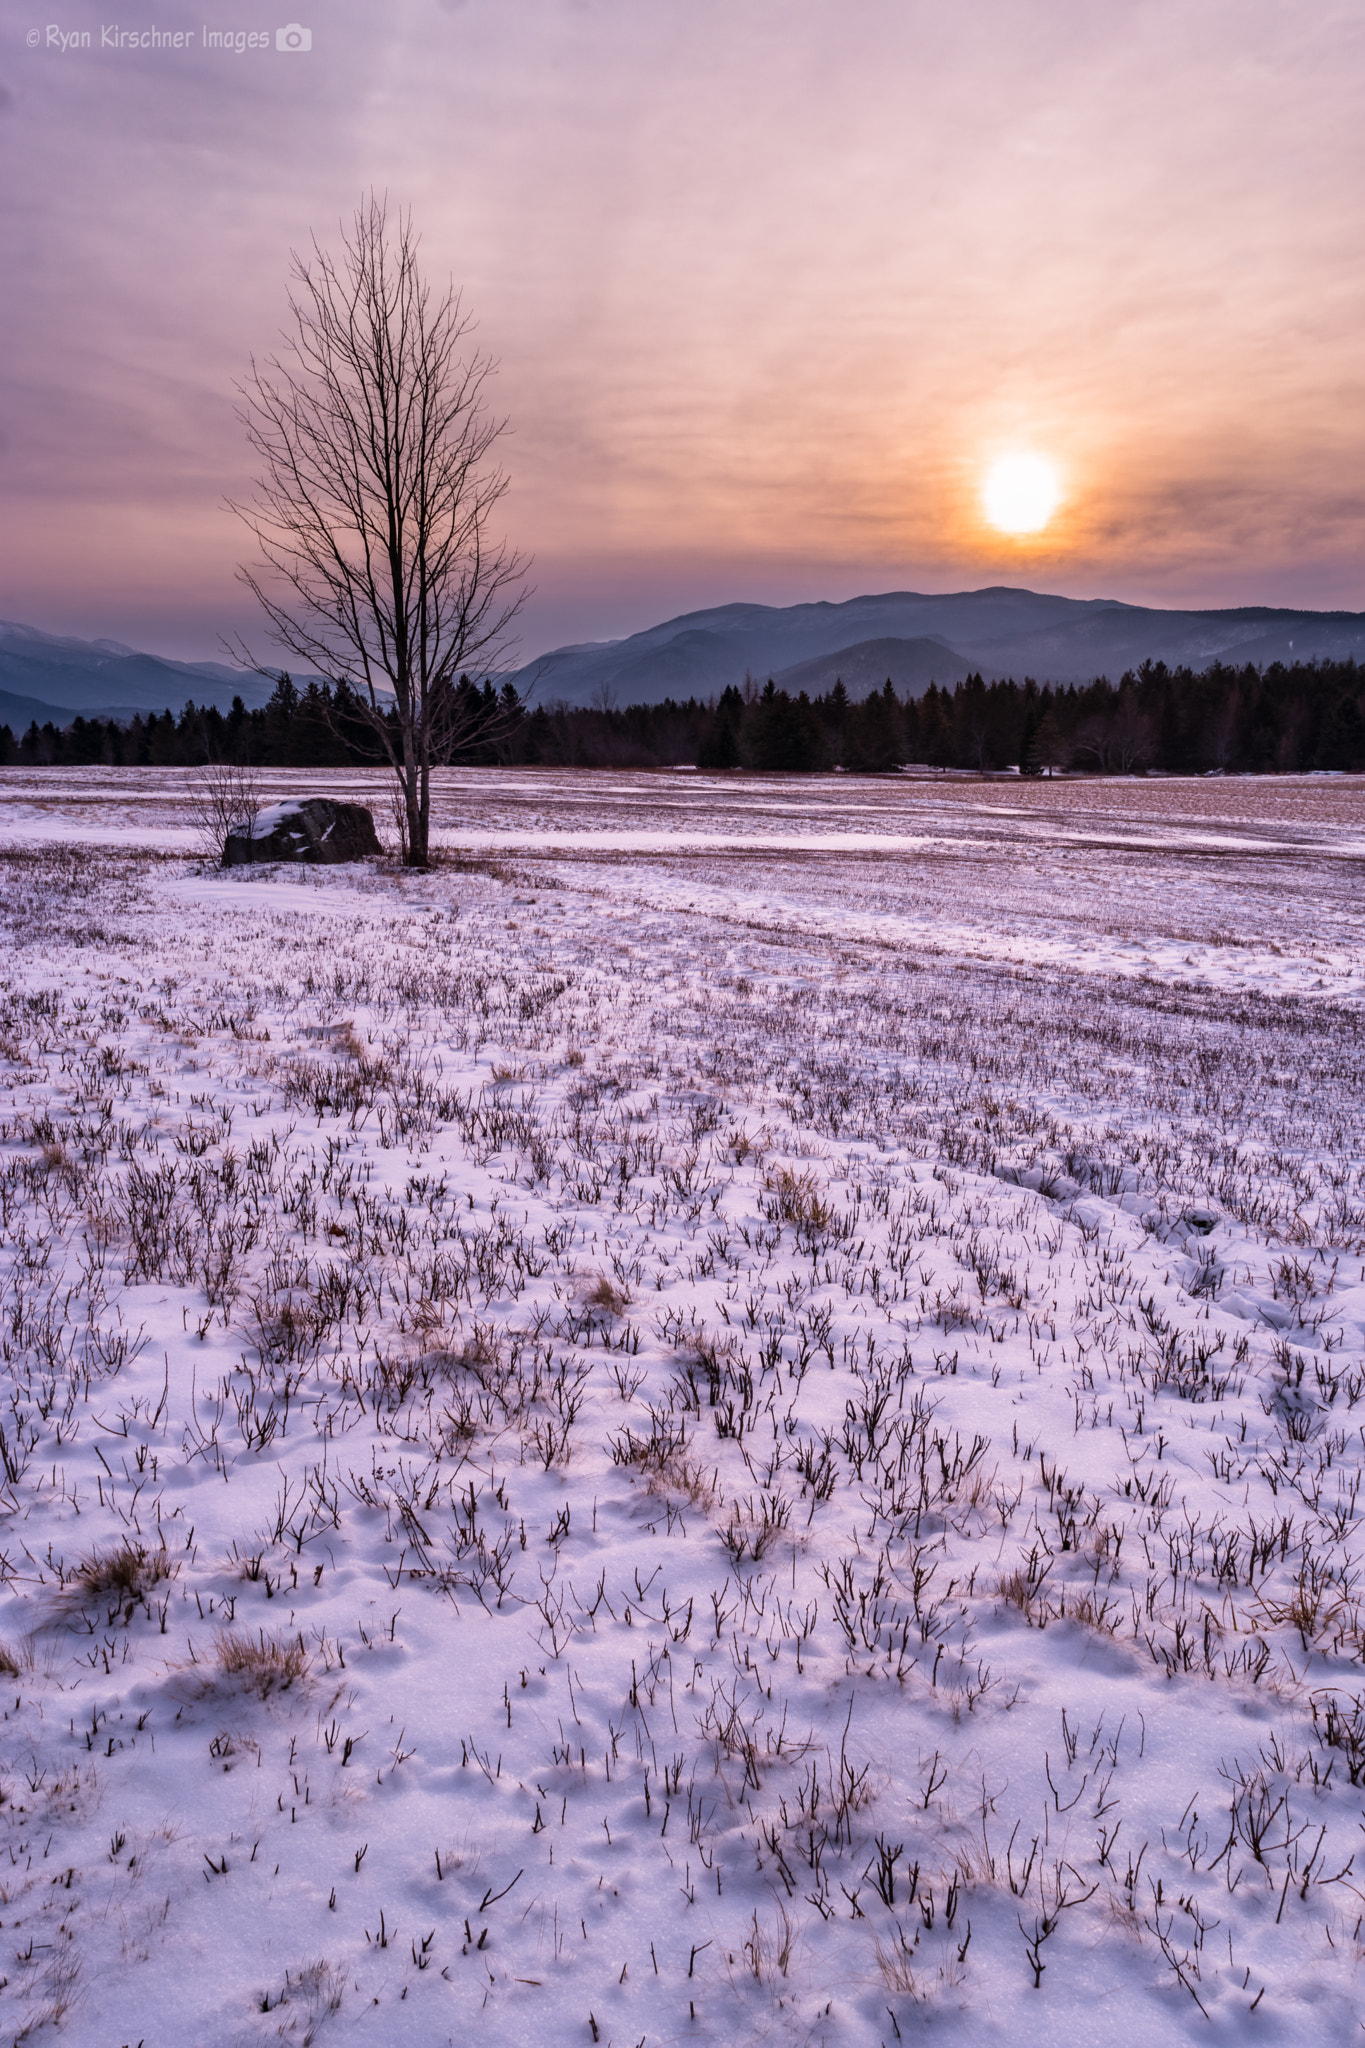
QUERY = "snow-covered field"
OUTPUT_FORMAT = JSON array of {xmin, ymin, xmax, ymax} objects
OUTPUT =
[{"xmin": 1, "ymin": 764, "xmax": 1363, "ymax": 2048}]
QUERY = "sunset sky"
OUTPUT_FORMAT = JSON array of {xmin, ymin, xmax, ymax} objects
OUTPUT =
[{"xmin": 4, "ymin": 0, "xmax": 1364, "ymax": 662}]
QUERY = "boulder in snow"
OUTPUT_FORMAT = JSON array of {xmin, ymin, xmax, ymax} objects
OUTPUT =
[{"xmin": 222, "ymin": 798, "xmax": 382, "ymax": 867}]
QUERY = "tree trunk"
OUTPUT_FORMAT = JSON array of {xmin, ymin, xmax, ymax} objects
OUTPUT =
[
  {"xmin": 403, "ymin": 754, "xmax": 425, "ymax": 868},
  {"xmin": 416, "ymin": 760, "xmax": 431, "ymax": 868}
]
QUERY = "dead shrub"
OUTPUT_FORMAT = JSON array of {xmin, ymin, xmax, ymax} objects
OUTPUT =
[
  {"xmin": 721, "ymin": 1489, "xmax": 792, "ymax": 1565},
  {"xmin": 189, "ymin": 758, "xmax": 262, "ymax": 863}
]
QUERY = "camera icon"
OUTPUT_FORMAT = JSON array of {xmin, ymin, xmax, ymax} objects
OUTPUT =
[{"xmin": 276, "ymin": 23, "xmax": 311, "ymax": 50}]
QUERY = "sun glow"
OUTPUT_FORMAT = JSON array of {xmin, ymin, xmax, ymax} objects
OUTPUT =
[{"xmin": 983, "ymin": 453, "xmax": 1061, "ymax": 535}]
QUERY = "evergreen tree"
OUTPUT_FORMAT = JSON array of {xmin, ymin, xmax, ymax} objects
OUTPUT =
[
  {"xmin": 843, "ymin": 680, "xmax": 904, "ymax": 771},
  {"xmin": 1032, "ymin": 703, "xmax": 1066, "ymax": 773},
  {"xmin": 262, "ymin": 674, "xmax": 300, "ymax": 759},
  {"xmin": 1317, "ymin": 692, "xmax": 1365, "ymax": 770},
  {"xmin": 1017, "ymin": 693, "xmax": 1041, "ymax": 776},
  {"xmin": 697, "ymin": 685, "xmax": 742, "ymax": 769},
  {"xmin": 918, "ymin": 685, "xmax": 954, "ymax": 767},
  {"xmin": 749, "ymin": 681, "xmax": 822, "ymax": 771},
  {"xmin": 953, "ymin": 673, "xmax": 992, "ymax": 770},
  {"xmin": 901, "ymin": 693, "xmax": 922, "ymax": 762}
]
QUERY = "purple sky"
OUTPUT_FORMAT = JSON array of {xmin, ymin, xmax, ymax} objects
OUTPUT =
[{"xmin": 3, "ymin": 0, "xmax": 1364, "ymax": 663}]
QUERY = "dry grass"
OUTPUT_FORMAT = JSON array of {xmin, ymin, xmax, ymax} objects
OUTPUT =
[
  {"xmin": 213, "ymin": 1628, "xmax": 310, "ymax": 1697},
  {"xmin": 72, "ymin": 1541, "xmax": 174, "ymax": 1607},
  {"xmin": 260, "ymin": 1958, "xmax": 344, "ymax": 2044},
  {"xmin": 642, "ymin": 1452, "xmax": 720, "ymax": 1512},
  {"xmin": 743, "ymin": 1901, "xmax": 795, "ymax": 1983},
  {"xmin": 875, "ymin": 1921, "xmax": 924, "ymax": 1997},
  {"xmin": 432, "ymin": 1325, "xmax": 505, "ymax": 1381},
  {"xmin": 1063, "ymin": 1589, "xmax": 1122, "ymax": 1635},
  {"xmin": 11, "ymin": 1951, "xmax": 81, "ymax": 2042},
  {"xmin": 435, "ymin": 1832, "xmax": 482, "ymax": 1877},
  {"xmin": 331, "ymin": 1021, "xmax": 367, "ymax": 1061},
  {"xmin": 762, "ymin": 1165, "xmax": 833, "ymax": 1233},
  {"xmin": 585, "ymin": 1274, "xmax": 630, "ymax": 1315},
  {"xmin": 997, "ymin": 1568, "xmax": 1034, "ymax": 1610}
]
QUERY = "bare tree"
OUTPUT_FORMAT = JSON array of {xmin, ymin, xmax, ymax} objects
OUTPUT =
[
  {"xmin": 230, "ymin": 195, "xmax": 526, "ymax": 868},
  {"xmin": 1073, "ymin": 692, "xmax": 1152, "ymax": 775},
  {"xmin": 1109, "ymin": 692, "xmax": 1153, "ymax": 774}
]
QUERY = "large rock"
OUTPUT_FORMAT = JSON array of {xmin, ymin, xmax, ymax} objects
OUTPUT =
[{"xmin": 222, "ymin": 798, "xmax": 382, "ymax": 867}]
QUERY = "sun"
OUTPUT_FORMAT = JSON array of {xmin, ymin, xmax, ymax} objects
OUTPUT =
[{"xmin": 983, "ymin": 453, "xmax": 1061, "ymax": 535}]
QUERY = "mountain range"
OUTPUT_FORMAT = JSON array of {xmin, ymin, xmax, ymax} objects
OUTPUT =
[
  {"xmin": 511, "ymin": 587, "xmax": 1365, "ymax": 708},
  {"xmin": 0, "ymin": 622, "xmax": 281, "ymax": 731},
  {"xmin": 6, "ymin": 587, "xmax": 1365, "ymax": 730}
]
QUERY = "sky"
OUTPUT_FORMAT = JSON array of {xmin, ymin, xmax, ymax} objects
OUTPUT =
[{"xmin": 3, "ymin": 0, "xmax": 1364, "ymax": 663}]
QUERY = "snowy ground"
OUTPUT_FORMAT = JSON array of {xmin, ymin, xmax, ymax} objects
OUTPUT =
[{"xmin": 0, "ymin": 764, "xmax": 1363, "ymax": 2048}]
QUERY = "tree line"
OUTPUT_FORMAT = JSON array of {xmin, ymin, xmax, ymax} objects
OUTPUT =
[{"xmin": 3, "ymin": 654, "xmax": 1363, "ymax": 775}]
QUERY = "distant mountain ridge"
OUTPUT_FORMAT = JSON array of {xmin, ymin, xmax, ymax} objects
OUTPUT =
[
  {"xmin": 0, "ymin": 684, "xmax": 81, "ymax": 730},
  {"xmin": 0, "ymin": 621, "xmax": 282, "ymax": 725},
  {"xmin": 513, "ymin": 587, "xmax": 1365, "ymax": 708},
  {"xmin": 773, "ymin": 636, "xmax": 970, "ymax": 699}
]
